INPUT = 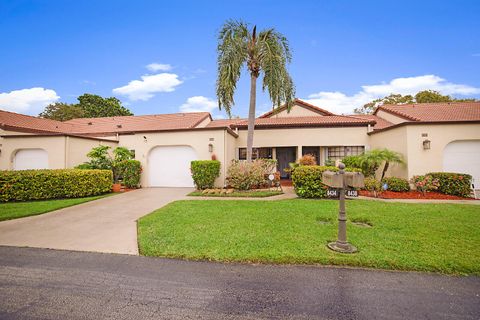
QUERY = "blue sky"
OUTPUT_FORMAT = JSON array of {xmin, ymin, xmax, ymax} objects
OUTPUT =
[{"xmin": 0, "ymin": 0, "xmax": 479, "ymax": 118}]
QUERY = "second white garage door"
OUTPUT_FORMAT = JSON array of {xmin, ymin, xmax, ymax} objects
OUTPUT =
[
  {"xmin": 148, "ymin": 146, "xmax": 198, "ymax": 187},
  {"xmin": 443, "ymin": 140, "xmax": 480, "ymax": 188}
]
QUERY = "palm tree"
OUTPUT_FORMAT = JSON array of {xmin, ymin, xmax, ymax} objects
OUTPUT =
[
  {"xmin": 216, "ymin": 20, "xmax": 295, "ymax": 161},
  {"xmin": 358, "ymin": 149, "xmax": 404, "ymax": 179}
]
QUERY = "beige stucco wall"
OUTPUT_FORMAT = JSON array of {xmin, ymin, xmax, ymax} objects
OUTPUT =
[
  {"xmin": 368, "ymin": 126, "xmax": 409, "ymax": 178},
  {"xmin": 66, "ymin": 137, "xmax": 118, "ymax": 168},
  {"xmin": 0, "ymin": 135, "xmax": 119, "ymax": 171},
  {"xmin": 234, "ymin": 126, "xmax": 371, "ymax": 160},
  {"xmin": 0, "ymin": 136, "xmax": 66, "ymax": 170},
  {"xmin": 368, "ymin": 122, "xmax": 480, "ymax": 179},
  {"xmin": 405, "ymin": 123, "xmax": 480, "ymax": 177},
  {"xmin": 118, "ymin": 129, "xmax": 230, "ymax": 187},
  {"xmin": 375, "ymin": 110, "xmax": 407, "ymax": 124}
]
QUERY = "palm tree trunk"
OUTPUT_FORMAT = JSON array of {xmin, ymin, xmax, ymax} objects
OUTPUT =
[
  {"xmin": 246, "ymin": 73, "xmax": 257, "ymax": 162},
  {"xmin": 381, "ymin": 161, "xmax": 390, "ymax": 180}
]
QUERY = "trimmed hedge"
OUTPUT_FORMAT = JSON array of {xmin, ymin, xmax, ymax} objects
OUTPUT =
[
  {"xmin": 118, "ymin": 160, "xmax": 142, "ymax": 188},
  {"xmin": 0, "ymin": 169, "xmax": 112, "ymax": 202},
  {"xmin": 191, "ymin": 160, "xmax": 221, "ymax": 190},
  {"xmin": 382, "ymin": 177, "xmax": 410, "ymax": 192},
  {"xmin": 427, "ymin": 172, "xmax": 472, "ymax": 197},
  {"xmin": 292, "ymin": 165, "xmax": 360, "ymax": 198}
]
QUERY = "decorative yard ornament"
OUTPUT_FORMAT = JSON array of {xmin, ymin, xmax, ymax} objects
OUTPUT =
[{"xmin": 322, "ymin": 163, "xmax": 364, "ymax": 253}]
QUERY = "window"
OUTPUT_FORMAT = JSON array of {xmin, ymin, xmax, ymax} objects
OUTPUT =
[
  {"xmin": 239, "ymin": 147, "xmax": 273, "ymax": 160},
  {"xmin": 327, "ymin": 146, "xmax": 364, "ymax": 161}
]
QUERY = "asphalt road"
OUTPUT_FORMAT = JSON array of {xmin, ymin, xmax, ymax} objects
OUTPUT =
[{"xmin": 0, "ymin": 246, "xmax": 478, "ymax": 320}]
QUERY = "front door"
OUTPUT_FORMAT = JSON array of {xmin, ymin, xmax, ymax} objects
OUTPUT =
[{"xmin": 276, "ymin": 147, "xmax": 297, "ymax": 179}]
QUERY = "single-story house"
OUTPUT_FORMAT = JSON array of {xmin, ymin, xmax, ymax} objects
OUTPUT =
[{"xmin": 1, "ymin": 99, "xmax": 479, "ymax": 190}]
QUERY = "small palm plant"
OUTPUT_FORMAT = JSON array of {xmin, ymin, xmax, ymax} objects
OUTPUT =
[
  {"xmin": 216, "ymin": 20, "xmax": 295, "ymax": 161},
  {"xmin": 358, "ymin": 149, "xmax": 404, "ymax": 179}
]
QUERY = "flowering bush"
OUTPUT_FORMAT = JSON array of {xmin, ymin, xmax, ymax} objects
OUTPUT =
[
  {"xmin": 411, "ymin": 175, "xmax": 440, "ymax": 195},
  {"xmin": 227, "ymin": 159, "xmax": 277, "ymax": 190},
  {"xmin": 298, "ymin": 154, "xmax": 317, "ymax": 166},
  {"xmin": 427, "ymin": 172, "xmax": 472, "ymax": 198}
]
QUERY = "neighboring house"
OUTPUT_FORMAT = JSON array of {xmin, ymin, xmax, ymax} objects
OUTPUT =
[{"xmin": 1, "ymin": 99, "xmax": 479, "ymax": 190}]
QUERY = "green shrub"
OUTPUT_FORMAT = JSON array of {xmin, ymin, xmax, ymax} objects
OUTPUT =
[
  {"xmin": 363, "ymin": 177, "xmax": 382, "ymax": 198},
  {"xmin": 427, "ymin": 172, "xmax": 472, "ymax": 197},
  {"xmin": 191, "ymin": 160, "xmax": 221, "ymax": 190},
  {"xmin": 382, "ymin": 177, "xmax": 410, "ymax": 192},
  {"xmin": 117, "ymin": 160, "xmax": 142, "ymax": 188},
  {"xmin": 0, "ymin": 169, "xmax": 112, "ymax": 202},
  {"xmin": 342, "ymin": 155, "xmax": 362, "ymax": 169},
  {"xmin": 292, "ymin": 166, "xmax": 338, "ymax": 198},
  {"xmin": 292, "ymin": 166, "xmax": 362, "ymax": 198}
]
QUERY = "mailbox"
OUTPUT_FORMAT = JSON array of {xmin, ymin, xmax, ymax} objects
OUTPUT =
[
  {"xmin": 322, "ymin": 171, "xmax": 344, "ymax": 188},
  {"xmin": 344, "ymin": 172, "xmax": 365, "ymax": 188}
]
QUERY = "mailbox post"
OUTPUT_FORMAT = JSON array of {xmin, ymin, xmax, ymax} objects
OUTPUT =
[{"xmin": 322, "ymin": 163, "xmax": 364, "ymax": 253}]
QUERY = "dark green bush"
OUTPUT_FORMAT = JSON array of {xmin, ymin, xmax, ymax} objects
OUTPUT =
[
  {"xmin": 117, "ymin": 160, "xmax": 142, "ymax": 188},
  {"xmin": 292, "ymin": 166, "xmax": 337, "ymax": 198},
  {"xmin": 0, "ymin": 169, "xmax": 112, "ymax": 202},
  {"xmin": 191, "ymin": 160, "xmax": 221, "ymax": 190},
  {"xmin": 292, "ymin": 165, "xmax": 361, "ymax": 198},
  {"xmin": 427, "ymin": 172, "xmax": 472, "ymax": 197},
  {"xmin": 382, "ymin": 177, "xmax": 410, "ymax": 192}
]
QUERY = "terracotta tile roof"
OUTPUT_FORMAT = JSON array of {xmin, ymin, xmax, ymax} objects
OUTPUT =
[
  {"xmin": 232, "ymin": 115, "xmax": 375, "ymax": 129},
  {"xmin": 374, "ymin": 102, "xmax": 480, "ymax": 122},
  {"xmin": 348, "ymin": 114, "xmax": 394, "ymax": 130},
  {"xmin": 0, "ymin": 109, "xmax": 72, "ymax": 133},
  {"xmin": 258, "ymin": 98, "xmax": 335, "ymax": 118},
  {"xmin": 64, "ymin": 112, "xmax": 211, "ymax": 135},
  {"xmin": 0, "ymin": 109, "xmax": 212, "ymax": 136},
  {"xmin": 205, "ymin": 118, "xmax": 246, "ymax": 128}
]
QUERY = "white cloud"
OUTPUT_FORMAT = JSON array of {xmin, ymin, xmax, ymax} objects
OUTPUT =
[
  {"xmin": 305, "ymin": 75, "xmax": 480, "ymax": 114},
  {"xmin": 146, "ymin": 63, "xmax": 172, "ymax": 72},
  {"xmin": 179, "ymin": 96, "xmax": 217, "ymax": 113},
  {"xmin": 0, "ymin": 87, "xmax": 60, "ymax": 115},
  {"xmin": 113, "ymin": 73, "xmax": 183, "ymax": 101}
]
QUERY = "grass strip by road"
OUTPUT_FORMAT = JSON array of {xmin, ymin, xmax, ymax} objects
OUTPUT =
[
  {"xmin": 0, "ymin": 193, "xmax": 113, "ymax": 222},
  {"xmin": 138, "ymin": 199, "xmax": 480, "ymax": 275},
  {"xmin": 187, "ymin": 190, "xmax": 283, "ymax": 198}
]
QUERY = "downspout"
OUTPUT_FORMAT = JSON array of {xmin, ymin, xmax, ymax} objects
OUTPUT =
[{"xmin": 64, "ymin": 136, "xmax": 70, "ymax": 168}]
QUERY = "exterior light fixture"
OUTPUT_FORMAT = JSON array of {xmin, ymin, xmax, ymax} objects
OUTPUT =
[
  {"xmin": 208, "ymin": 143, "xmax": 214, "ymax": 153},
  {"xmin": 422, "ymin": 139, "xmax": 431, "ymax": 150}
]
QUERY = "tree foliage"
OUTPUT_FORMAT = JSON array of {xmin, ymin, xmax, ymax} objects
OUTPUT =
[
  {"xmin": 354, "ymin": 90, "xmax": 478, "ymax": 114},
  {"xmin": 216, "ymin": 20, "xmax": 295, "ymax": 161},
  {"xmin": 39, "ymin": 94, "xmax": 133, "ymax": 121}
]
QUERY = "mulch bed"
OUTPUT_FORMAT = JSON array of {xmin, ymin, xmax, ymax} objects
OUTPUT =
[{"xmin": 359, "ymin": 190, "xmax": 476, "ymax": 200}]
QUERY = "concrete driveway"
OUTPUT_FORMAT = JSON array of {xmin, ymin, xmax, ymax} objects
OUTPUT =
[{"xmin": 0, "ymin": 188, "xmax": 191, "ymax": 255}]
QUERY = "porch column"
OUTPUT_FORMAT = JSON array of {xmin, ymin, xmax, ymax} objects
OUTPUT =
[{"xmin": 297, "ymin": 145, "xmax": 302, "ymax": 160}]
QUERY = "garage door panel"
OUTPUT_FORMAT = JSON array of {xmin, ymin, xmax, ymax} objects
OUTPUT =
[
  {"xmin": 443, "ymin": 140, "xmax": 480, "ymax": 187},
  {"xmin": 14, "ymin": 149, "xmax": 49, "ymax": 170},
  {"xmin": 148, "ymin": 146, "xmax": 197, "ymax": 187}
]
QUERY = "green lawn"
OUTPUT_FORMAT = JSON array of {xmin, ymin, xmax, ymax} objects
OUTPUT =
[
  {"xmin": 187, "ymin": 190, "xmax": 283, "ymax": 198},
  {"xmin": 138, "ymin": 199, "xmax": 480, "ymax": 275},
  {"xmin": 0, "ymin": 194, "xmax": 112, "ymax": 222}
]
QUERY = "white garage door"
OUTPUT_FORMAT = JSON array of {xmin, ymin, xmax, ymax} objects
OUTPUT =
[
  {"xmin": 443, "ymin": 140, "xmax": 480, "ymax": 188},
  {"xmin": 148, "ymin": 146, "xmax": 197, "ymax": 187},
  {"xmin": 14, "ymin": 149, "xmax": 49, "ymax": 170}
]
